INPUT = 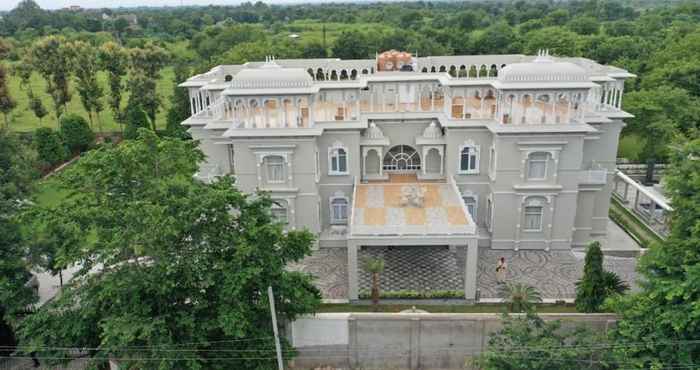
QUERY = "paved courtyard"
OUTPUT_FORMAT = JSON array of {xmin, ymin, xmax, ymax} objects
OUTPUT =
[{"xmin": 291, "ymin": 245, "xmax": 639, "ymax": 301}]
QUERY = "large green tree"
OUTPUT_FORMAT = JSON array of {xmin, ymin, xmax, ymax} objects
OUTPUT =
[
  {"xmin": 127, "ymin": 43, "xmax": 169, "ymax": 129},
  {"xmin": 98, "ymin": 42, "xmax": 129, "ymax": 128},
  {"xmin": 0, "ymin": 39, "xmax": 16, "ymax": 129},
  {"xmin": 164, "ymin": 62, "xmax": 192, "ymax": 139},
  {"xmin": 27, "ymin": 35, "xmax": 73, "ymax": 122},
  {"xmin": 610, "ymin": 139, "xmax": 700, "ymax": 368},
  {"xmin": 18, "ymin": 130, "xmax": 321, "ymax": 369},
  {"xmin": 69, "ymin": 41, "xmax": 105, "ymax": 134},
  {"xmin": 332, "ymin": 30, "xmax": 372, "ymax": 60}
]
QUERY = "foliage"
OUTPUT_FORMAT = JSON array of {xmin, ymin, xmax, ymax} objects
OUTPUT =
[
  {"xmin": 34, "ymin": 127, "xmax": 67, "ymax": 169},
  {"xmin": 575, "ymin": 241, "xmax": 607, "ymax": 313},
  {"xmin": 58, "ymin": 113, "xmax": 94, "ymax": 155},
  {"xmin": 18, "ymin": 129, "xmax": 321, "ymax": 369},
  {"xmin": 363, "ymin": 257, "xmax": 384, "ymax": 305},
  {"xmin": 332, "ymin": 30, "xmax": 371, "ymax": 60},
  {"xmin": 358, "ymin": 289, "xmax": 464, "ymax": 300},
  {"xmin": 26, "ymin": 35, "xmax": 73, "ymax": 121},
  {"xmin": 164, "ymin": 62, "xmax": 192, "ymax": 139},
  {"xmin": 98, "ymin": 41, "xmax": 129, "ymax": 125},
  {"xmin": 609, "ymin": 139, "xmax": 700, "ymax": 368},
  {"xmin": 69, "ymin": 41, "xmax": 104, "ymax": 133},
  {"xmin": 499, "ymin": 283, "xmax": 542, "ymax": 313},
  {"xmin": 475, "ymin": 312, "xmax": 615, "ymax": 370},
  {"xmin": 127, "ymin": 43, "xmax": 169, "ymax": 127},
  {"xmin": 0, "ymin": 130, "xmax": 37, "ymax": 323},
  {"xmin": 602, "ymin": 270, "xmax": 629, "ymax": 298},
  {"xmin": 0, "ymin": 38, "xmax": 16, "ymax": 128}
]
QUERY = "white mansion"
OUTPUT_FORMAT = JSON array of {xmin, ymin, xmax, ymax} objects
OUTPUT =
[{"xmin": 180, "ymin": 50, "xmax": 634, "ymax": 301}]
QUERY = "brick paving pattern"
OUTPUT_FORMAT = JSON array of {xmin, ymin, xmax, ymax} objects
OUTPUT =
[
  {"xmin": 359, "ymin": 246, "xmax": 464, "ymax": 292},
  {"xmin": 288, "ymin": 248, "xmax": 348, "ymax": 300}
]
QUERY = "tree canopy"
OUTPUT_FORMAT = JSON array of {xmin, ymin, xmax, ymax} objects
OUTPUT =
[{"xmin": 18, "ymin": 129, "xmax": 321, "ymax": 369}]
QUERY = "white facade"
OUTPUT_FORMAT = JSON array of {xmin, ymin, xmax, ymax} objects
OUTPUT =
[{"xmin": 180, "ymin": 51, "xmax": 634, "ymax": 301}]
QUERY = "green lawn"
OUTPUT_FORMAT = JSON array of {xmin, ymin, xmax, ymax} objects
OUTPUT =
[
  {"xmin": 6, "ymin": 66, "xmax": 176, "ymax": 133},
  {"xmin": 318, "ymin": 303, "xmax": 579, "ymax": 314},
  {"xmin": 33, "ymin": 178, "xmax": 70, "ymax": 207},
  {"xmin": 281, "ymin": 20, "xmax": 395, "ymax": 46}
]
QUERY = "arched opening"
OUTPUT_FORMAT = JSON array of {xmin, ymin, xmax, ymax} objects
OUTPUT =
[
  {"xmin": 340, "ymin": 70, "xmax": 349, "ymax": 80},
  {"xmin": 478, "ymin": 65, "xmax": 488, "ymax": 78},
  {"xmin": 458, "ymin": 65, "xmax": 467, "ymax": 77},
  {"xmin": 350, "ymin": 69, "xmax": 358, "ymax": 80},
  {"xmin": 468, "ymin": 65, "xmax": 478, "ymax": 78},
  {"xmin": 383, "ymin": 145, "xmax": 421, "ymax": 172},
  {"xmin": 489, "ymin": 64, "xmax": 498, "ymax": 77},
  {"xmin": 365, "ymin": 149, "xmax": 380, "ymax": 176},
  {"xmin": 421, "ymin": 67, "xmax": 428, "ymax": 73},
  {"xmin": 361, "ymin": 69, "xmax": 369, "ymax": 75},
  {"xmin": 439, "ymin": 65, "xmax": 447, "ymax": 72},
  {"xmin": 224, "ymin": 75, "xmax": 233, "ymax": 82},
  {"xmin": 430, "ymin": 66, "xmax": 437, "ymax": 73},
  {"xmin": 316, "ymin": 68, "xmax": 325, "ymax": 81},
  {"xmin": 449, "ymin": 65, "xmax": 457, "ymax": 77},
  {"xmin": 307, "ymin": 68, "xmax": 314, "ymax": 78},
  {"xmin": 330, "ymin": 70, "xmax": 338, "ymax": 80},
  {"xmin": 425, "ymin": 148, "xmax": 441, "ymax": 174}
]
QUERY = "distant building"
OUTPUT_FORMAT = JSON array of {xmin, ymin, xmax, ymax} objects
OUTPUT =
[{"xmin": 180, "ymin": 50, "xmax": 634, "ymax": 301}]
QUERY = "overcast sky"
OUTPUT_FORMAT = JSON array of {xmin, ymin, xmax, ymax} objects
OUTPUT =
[{"xmin": 0, "ymin": 0, "xmax": 314, "ymax": 11}]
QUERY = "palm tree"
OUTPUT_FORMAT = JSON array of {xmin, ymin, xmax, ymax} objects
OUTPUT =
[
  {"xmin": 364, "ymin": 257, "xmax": 385, "ymax": 306},
  {"xmin": 499, "ymin": 283, "xmax": 542, "ymax": 313},
  {"xmin": 602, "ymin": 271, "xmax": 630, "ymax": 296}
]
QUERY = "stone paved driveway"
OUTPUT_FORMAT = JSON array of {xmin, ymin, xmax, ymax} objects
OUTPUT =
[{"xmin": 289, "ymin": 247, "xmax": 639, "ymax": 301}]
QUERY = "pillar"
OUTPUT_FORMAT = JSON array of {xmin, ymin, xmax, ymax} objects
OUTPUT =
[
  {"xmin": 464, "ymin": 239, "xmax": 478, "ymax": 302},
  {"xmin": 348, "ymin": 241, "xmax": 359, "ymax": 301}
]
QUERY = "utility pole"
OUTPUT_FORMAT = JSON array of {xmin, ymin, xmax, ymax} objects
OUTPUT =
[{"xmin": 268, "ymin": 286, "xmax": 284, "ymax": 370}]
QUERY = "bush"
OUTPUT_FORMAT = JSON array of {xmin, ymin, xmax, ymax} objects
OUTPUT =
[
  {"xmin": 34, "ymin": 127, "xmax": 67, "ymax": 169},
  {"xmin": 358, "ymin": 290, "xmax": 464, "ymax": 299},
  {"xmin": 59, "ymin": 114, "xmax": 94, "ymax": 155},
  {"xmin": 575, "ymin": 241, "xmax": 607, "ymax": 312}
]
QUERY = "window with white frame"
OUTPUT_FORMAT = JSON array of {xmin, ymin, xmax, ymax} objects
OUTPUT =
[
  {"xmin": 462, "ymin": 196, "xmax": 477, "ymax": 219},
  {"xmin": 271, "ymin": 199, "xmax": 288, "ymax": 224},
  {"xmin": 264, "ymin": 155, "xmax": 286, "ymax": 183},
  {"xmin": 527, "ymin": 152, "xmax": 549, "ymax": 180},
  {"xmin": 459, "ymin": 144, "xmax": 479, "ymax": 173},
  {"xmin": 330, "ymin": 196, "xmax": 349, "ymax": 224},
  {"xmin": 329, "ymin": 146, "xmax": 348, "ymax": 175},
  {"xmin": 523, "ymin": 205, "xmax": 543, "ymax": 231}
]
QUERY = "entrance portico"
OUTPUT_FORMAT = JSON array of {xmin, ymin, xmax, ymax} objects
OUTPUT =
[{"xmin": 348, "ymin": 175, "xmax": 478, "ymax": 301}]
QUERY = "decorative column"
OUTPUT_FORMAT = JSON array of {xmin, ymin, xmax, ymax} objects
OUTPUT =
[
  {"xmin": 348, "ymin": 241, "xmax": 359, "ymax": 300},
  {"xmin": 464, "ymin": 239, "xmax": 478, "ymax": 301}
]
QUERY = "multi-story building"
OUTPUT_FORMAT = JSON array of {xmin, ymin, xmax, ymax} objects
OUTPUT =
[{"xmin": 180, "ymin": 50, "xmax": 634, "ymax": 301}]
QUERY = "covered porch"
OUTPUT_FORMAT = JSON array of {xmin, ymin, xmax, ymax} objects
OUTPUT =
[{"xmin": 347, "ymin": 175, "xmax": 478, "ymax": 301}]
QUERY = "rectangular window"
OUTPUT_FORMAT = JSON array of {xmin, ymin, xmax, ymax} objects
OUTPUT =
[
  {"xmin": 528, "ymin": 153, "xmax": 548, "ymax": 179},
  {"xmin": 331, "ymin": 202, "xmax": 348, "ymax": 224},
  {"xmin": 272, "ymin": 208, "xmax": 288, "ymax": 224},
  {"xmin": 266, "ymin": 156, "xmax": 285, "ymax": 183},
  {"xmin": 524, "ymin": 206, "xmax": 543, "ymax": 231}
]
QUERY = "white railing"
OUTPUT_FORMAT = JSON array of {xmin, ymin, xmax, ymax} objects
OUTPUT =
[
  {"xmin": 348, "ymin": 176, "xmax": 358, "ymax": 236},
  {"xmin": 448, "ymin": 175, "xmax": 477, "ymax": 234}
]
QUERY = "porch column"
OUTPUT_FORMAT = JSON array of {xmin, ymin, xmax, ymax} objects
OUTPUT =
[
  {"xmin": 464, "ymin": 238, "xmax": 479, "ymax": 301},
  {"xmin": 348, "ymin": 241, "xmax": 359, "ymax": 301}
]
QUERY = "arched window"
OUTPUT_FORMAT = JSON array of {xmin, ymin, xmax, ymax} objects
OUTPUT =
[
  {"xmin": 330, "ymin": 196, "xmax": 349, "ymax": 225},
  {"xmin": 271, "ymin": 199, "xmax": 288, "ymax": 224},
  {"xmin": 224, "ymin": 74, "xmax": 233, "ymax": 82},
  {"xmin": 264, "ymin": 155, "xmax": 286, "ymax": 183},
  {"xmin": 459, "ymin": 142, "xmax": 479, "ymax": 174},
  {"xmin": 383, "ymin": 145, "xmax": 420, "ymax": 171},
  {"xmin": 527, "ymin": 152, "xmax": 550, "ymax": 180},
  {"xmin": 329, "ymin": 144, "xmax": 348, "ymax": 175}
]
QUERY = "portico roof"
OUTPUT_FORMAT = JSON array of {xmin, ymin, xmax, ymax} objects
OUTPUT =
[{"xmin": 350, "ymin": 176, "xmax": 476, "ymax": 239}]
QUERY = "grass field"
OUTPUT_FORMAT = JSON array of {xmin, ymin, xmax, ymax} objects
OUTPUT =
[
  {"xmin": 318, "ymin": 303, "xmax": 579, "ymax": 313},
  {"xmin": 6, "ymin": 66, "xmax": 176, "ymax": 133},
  {"xmin": 281, "ymin": 20, "xmax": 395, "ymax": 46}
]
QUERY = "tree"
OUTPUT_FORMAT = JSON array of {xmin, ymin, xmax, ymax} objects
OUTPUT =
[
  {"xmin": 575, "ymin": 241, "xmax": 606, "ymax": 312},
  {"xmin": 164, "ymin": 63, "xmax": 192, "ymax": 139},
  {"xmin": 363, "ymin": 257, "xmax": 384, "ymax": 306},
  {"xmin": 498, "ymin": 283, "xmax": 541, "ymax": 313},
  {"xmin": 69, "ymin": 41, "xmax": 105, "ymax": 134},
  {"xmin": 609, "ymin": 139, "xmax": 700, "ymax": 368},
  {"xmin": 301, "ymin": 41, "xmax": 327, "ymax": 59},
  {"xmin": 34, "ymin": 127, "xmax": 67, "ymax": 170},
  {"xmin": 27, "ymin": 92, "xmax": 48, "ymax": 125},
  {"xmin": 568, "ymin": 16, "xmax": 599, "ymax": 35},
  {"xmin": 98, "ymin": 42, "xmax": 129, "ymax": 128},
  {"xmin": 0, "ymin": 39, "xmax": 16, "ymax": 129},
  {"xmin": 27, "ymin": 35, "xmax": 73, "ymax": 122},
  {"xmin": 0, "ymin": 129, "xmax": 37, "ymax": 327},
  {"xmin": 127, "ymin": 44, "xmax": 169, "ymax": 128},
  {"xmin": 126, "ymin": 72, "xmax": 160, "ymax": 132},
  {"xmin": 332, "ymin": 30, "xmax": 372, "ymax": 60},
  {"xmin": 476, "ymin": 312, "xmax": 615, "ymax": 370},
  {"xmin": 18, "ymin": 130, "xmax": 321, "ymax": 369},
  {"xmin": 524, "ymin": 26, "xmax": 580, "ymax": 56},
  {"xmin": 58, "ymin": 114, "xmax": 94, "ymax": 155}
]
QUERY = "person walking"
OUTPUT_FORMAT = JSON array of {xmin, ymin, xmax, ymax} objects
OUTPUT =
[{"xmin": 496, "ymin": 257, "xmax": 507, "ymax": 284}]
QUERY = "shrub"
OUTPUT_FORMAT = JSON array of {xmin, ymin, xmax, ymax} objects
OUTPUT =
[
  {"xmin": 59, "ymin": 114, "xmax": 94, "ymax": 155},
  {"xmin": 575, "ymin": 241, "xmax": 606, "ymax": 312},
  {"xmin": 34, "ymin": 127, "xmax": 67, "ymax": 169},
  {"xmin": 358, "ymin": 290, "xmax": 464, "ymax": 300},
  {"xmin": 498, "ymin": 283, "xmax": 542, "ymax": 313}
]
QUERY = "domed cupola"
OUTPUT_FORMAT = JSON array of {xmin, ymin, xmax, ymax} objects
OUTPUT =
[
  {"xmin": 422, "ymin": 121, "xmax": 443, "ymax": 139},
  {"xmin": 230, "ymin": 56, "xmax": 314, "ymax": 89},
  {"xmin": 498, "ymin": 50, "xmax": 589, "ymax": 83},
  {"xmin": 365, "ymin": 122, "xmax": 385, "ymax": 139}
]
